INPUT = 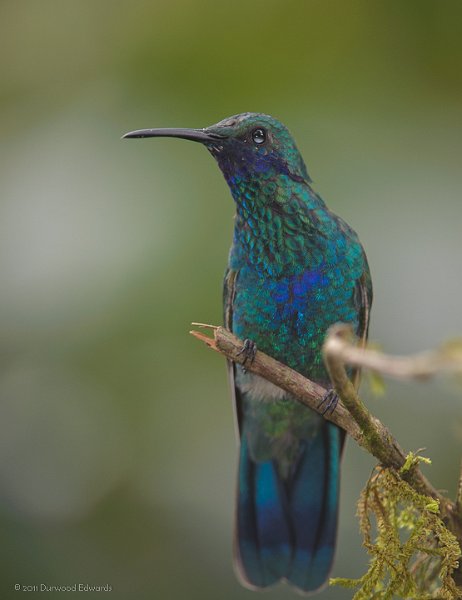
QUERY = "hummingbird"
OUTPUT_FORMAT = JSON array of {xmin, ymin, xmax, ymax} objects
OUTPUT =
[{"xmin": 123, "ymin": 113, "xmax": 372, "ymax": 594}]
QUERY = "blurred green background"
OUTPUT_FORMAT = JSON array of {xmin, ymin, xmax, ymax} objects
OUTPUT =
[{"xmin": 1, "ymin": 1, "xmax": 461, "ymax": 598}]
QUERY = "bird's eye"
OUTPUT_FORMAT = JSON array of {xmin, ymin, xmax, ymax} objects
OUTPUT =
[{"xmin": 251, "ymin": 128, "xmax": 266, "ymax": 145}]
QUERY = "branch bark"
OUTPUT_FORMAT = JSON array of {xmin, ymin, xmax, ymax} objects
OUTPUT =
[{"xmin": 190, "ymin": 322, "xmax": 462, "ymax": 547}]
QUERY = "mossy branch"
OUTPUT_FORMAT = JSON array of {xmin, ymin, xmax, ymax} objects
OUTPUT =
[
  {"xmin": 190, "ymin": 322, "xmax": 462, "ymax": 593},
  {"xmin": 332, "ymin": 466, "xmax": 461, "ymax": 598}
]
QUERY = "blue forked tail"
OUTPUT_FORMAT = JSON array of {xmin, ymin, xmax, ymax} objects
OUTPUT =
[{"xmin": 234, "ymin": 420, "xmax": 342, "ymax": 594}]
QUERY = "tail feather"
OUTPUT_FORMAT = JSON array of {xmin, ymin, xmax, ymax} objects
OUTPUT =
[
  {"xmin": 234, "ymin": 420, "xmax": 342, "ymax": 594},
  {"xmin": 288, "ymin": 422, "xmax": 341, "ymax": 592},
  {"xmin": 235, "ymin": 434, "xmax": 291, "ymax": 588}
]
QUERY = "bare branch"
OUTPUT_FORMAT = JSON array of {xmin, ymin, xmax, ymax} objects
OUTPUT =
[
  {"xmin": 323, "ymin": 323, "xmax": 462, "ymax": 380},
  {"xmin": 191, "ymin": 325, "xmax": 361, "ymax": 439}
]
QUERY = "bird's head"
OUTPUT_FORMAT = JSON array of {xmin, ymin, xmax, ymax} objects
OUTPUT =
[{"xmin": 123, "ymin": 113, "xmax": 311, "ymax": 188}]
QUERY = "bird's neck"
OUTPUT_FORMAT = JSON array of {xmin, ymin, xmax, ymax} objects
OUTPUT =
[{"xmin": 227, "ymin": 174, "xmax": 328, "ymax": 277}]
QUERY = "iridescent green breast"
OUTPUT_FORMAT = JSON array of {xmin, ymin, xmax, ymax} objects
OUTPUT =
[{"xmin": 229, "ymin": 195, "xmax": 366, "ymax": 384}]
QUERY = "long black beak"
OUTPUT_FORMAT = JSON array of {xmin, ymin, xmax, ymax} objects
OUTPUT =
[{"xmin": 122, "ymin": 127, "xmax": 226, "ymax": 143}]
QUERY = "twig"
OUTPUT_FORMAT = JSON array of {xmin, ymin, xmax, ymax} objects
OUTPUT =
[
  {"xmin": 323, "ymin": 325, "xmax": 433, "ymax": 477},
  {"xmin": 323, "ymin": 323, "xmax": 462, "ymax": 380},
  {"xmin": 191, "ymin": 326, "xmax": 361, "ymax": 439}
]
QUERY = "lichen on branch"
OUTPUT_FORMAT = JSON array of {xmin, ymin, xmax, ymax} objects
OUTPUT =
[{"xmin": 331, "ymin": 464, "xmax": 461, "ymax": 599}]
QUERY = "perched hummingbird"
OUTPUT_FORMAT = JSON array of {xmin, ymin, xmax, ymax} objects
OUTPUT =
[{"xmin": 123, "ymin": 113, "xmax": 372, "ymax": 594}]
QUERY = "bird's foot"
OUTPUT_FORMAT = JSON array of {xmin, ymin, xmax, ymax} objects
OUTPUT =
[
  {"xmin": 236, "ymin": 339, "xmax": 257, "ymax": 372},
  {"xmin": 318, "ymin": 388, "xmax": 339, "ymax": 416}
]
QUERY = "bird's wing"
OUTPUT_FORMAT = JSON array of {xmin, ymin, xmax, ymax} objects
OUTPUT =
[{"xmin": 223, "ymin": 268, "xmax": 244, "ymax": 438}]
